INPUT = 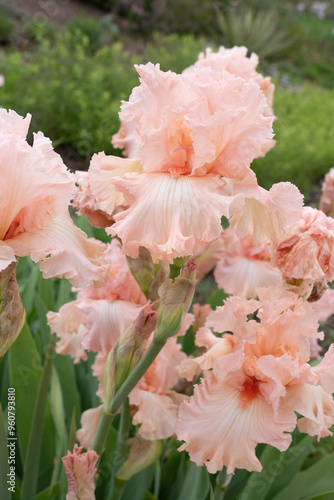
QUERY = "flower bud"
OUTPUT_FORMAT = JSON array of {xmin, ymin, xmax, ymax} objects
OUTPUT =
[
  {"xmin": 104, "ymin": 304, "xmax": 157, "ymax": 410},
  {"xmin": 62, "ymin": 444, "xmax": 98, "ymax": 500},
  {"xmin": 127, "ymin": 247, "xmax": 170, "ymax": 299},
  {"xmin": 116, "ymin": 437, "xmax": 162, "ymax": 482},
  {"xmin": 0, "ymin": 262, "xmax": 25, "ymax": 360},
  {"xmin": 154, "ymin": 261, "xmax": 197, "ymax": 342},
  {"xmin": 126, "ymin": 247, "xmax": 156, "ymax": 296}
]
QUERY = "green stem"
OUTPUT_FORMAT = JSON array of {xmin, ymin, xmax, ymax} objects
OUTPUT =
[
  {"xmin": 93, "ymin": 407, "xmax": 115, "ymax": 457},
  {"xmin": 107, "ymin": 399, "xmax": 131, "ymax": 500},
  {"xmin": 93, "ymin": 336, "xmax": 166, "ymax": 457},
  {"xmin": 154, "ymin": 459, "xmax": 161, "ymax": 498},
  {"xmin": 110, "ymin": 478, "xmax": 126, "ymax": 500},
  {"xmin": 20, "ymin": 333, "xmax": 57, "ymax": 500},
  {"xmin": 110, "ymin": 336, "xmax": 166, "ymax": 414}
]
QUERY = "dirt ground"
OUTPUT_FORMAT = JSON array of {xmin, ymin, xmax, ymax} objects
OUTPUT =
[{"xmin": 0, "ymin": 0, "xmax": 105, "ymax": 27}]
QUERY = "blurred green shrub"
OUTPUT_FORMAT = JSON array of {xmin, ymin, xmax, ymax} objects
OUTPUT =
[
  {"xmin": 81, "ymin": 0, "xmax": 220, "ymax": 36},
  {"xmin": 67, "ymin": 16, "xmax": 106, "ymax": 51},
  {"xmin": 0, "ymin": 30, "xmax": 206, "ymax": 163},
  {"xmin": 143, "ymin": 33, "xmax": 207, "ymax": 73},
  {"xmin": 0, "ymin": 30, "xmax": 138, "ymax": 160},
  {"xmin": 253, "ymin": 84, "xmax": 334, "ymax": 200},
  {"xmin": 212, "ymin": 6, "xmax": 291, "ymax": 60},
  {"xmin": 22, "ymin": 16, "xmax": 57, "ymax": 44},
  {"xmin": 0, "ymin": 7, "xmax": 14, "ymax": 44}
]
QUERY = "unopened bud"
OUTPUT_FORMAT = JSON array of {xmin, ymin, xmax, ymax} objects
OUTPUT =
[
  {"xmin": 127, "ymin": 248, "xmax": 170, "ymax": 299},
  {"xmin": 127, "ymin": 247, "xmax": 155, "ymax": 296},
  {"xmin": 154, "ymin": 261, "xmax": 197, "ymax": 342},
  {"xmin": 0, "ymin": 262, "xmax": 25, "ymax": 359},
  {"xmin": 116, "ymin": 437, "xmax": 162, "ymax": 482},
  {"xmin": 104, "ymin": 304, "xmax": 157, "ymax": 411}
]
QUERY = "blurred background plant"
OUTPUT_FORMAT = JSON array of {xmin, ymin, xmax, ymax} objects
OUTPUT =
[{"xmin": 0, "ymin": 0, "xmax": 334, "ymax": 198}]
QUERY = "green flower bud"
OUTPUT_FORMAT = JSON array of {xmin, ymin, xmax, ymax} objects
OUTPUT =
[
  {"xmin": 116, "ymin": 437, "xmax": 162, "ymax": 482},
  {"xmin": 104, "ymin": 304, "xmax": 157, "ymax": 412},
  {"xmin": 154, "ymin": 261, "xmax": 197, "ymax": 342}
]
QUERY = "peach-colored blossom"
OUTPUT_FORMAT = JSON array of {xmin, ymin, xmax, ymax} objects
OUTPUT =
[
  {"xmin": 88, "ymin": 152, "xmax": 142, "ymax": 218},
  {"xmin": 177, "ymin": 364, "xmax": 296, "ymax": 474},
  {"xmin": 80, "ymin": 298, "xmax": 143, "ymax": 353},
  {"xmin": 185, "ymin": 46, "xmax": 275, "ymax": 117},
  {"xmin": 319, "ymin": 167, "xmax": 334, "ymax": 217},
  {"xmin": 0, "ymin": 75, "xmax": 4, "ymax": 87},
  {"xmin": 112, "ymin": 117, "xmax": 139, "ymax": 158},
  {"xmin": 0, "ymin": 109, "xmax": 104, "ymax": 286},
  {"xmin": 72, "ymin": 171, "xmax": 114, "ymax": 228},
  {"xmin": 129, "ymin": 336, "xmax": 188, "ymax": 440},
  {"xmin": 191, "ymin": 235, "xmax": 225, "ymax": 280},
  {"xmin": 214, "ymin": 227, "xmax": 281, "ymax": 297},
  {"xmin": 227, "ymin": 171, "xmax": 304, "ymax": 245},
  {"xmin": 90, "ymin": 62, "xmax": 274, "ymax": 262},
  {"xmin": 47, "ymin": 301, "xmax": 88, "ymax": 363},
  {"xmin": 109, "ymin": 172, "xmax": 229, "ymax": 263},
  {"xmin": 62, "ymin": 444, "xmax": 98, "ymax": 500},
  {"xmin": 47, "ymin": 240, "xmax": 146, "ymax": 362},
  {"xmin": 76, "ymin": 405, "xmax": 103, "ymax": 449},
  {"xmin": 176, "ymin": 286, "xmax": 333, "ymax": 474},
  {"xmin": 311, "ymin": 288, "xmax": 334, "ymax": 322},
  {"xmin": 272, "ymin": 207, "xmax": 334, "ymax": 282},
  {"xmin": 92, "ymin": 352, "xmax": 107, "ymax": 401}
]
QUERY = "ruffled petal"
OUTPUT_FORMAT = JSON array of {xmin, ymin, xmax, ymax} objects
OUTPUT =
[
  {"xmin": 130, "ymin": 388, "xmax": 180, "ymax": 440},
  {"xmin": 47, "ymin": 301, "xmax": 88, "ymax": 363},
  {"xmin": 286, "ymin": 383, "xmax": 334, "ymax": 438},
  {"xmin": 176, "ymin": 370, "xmax": 295, "ymax": 474},
  {"xmin": 88, "ymin": 152, "xmax": 142, "ymax": 216},
  {"xmin": 76, "ymin": 405, "xmax": 103, "ymax": 449},
  {"xmin": 80, "ymin": 299, "xmax": 143, "ymax": 353},
  {"xmin": 110, "ymin": 172, "xmax": 229, "ymax": 263},
  {"xmin": 0, "ymin": 242, "xmax": 16, "ymax": 272},
  {"xmin": 8, "ymin": 214, "xmax": 105, "ymax": 287}
]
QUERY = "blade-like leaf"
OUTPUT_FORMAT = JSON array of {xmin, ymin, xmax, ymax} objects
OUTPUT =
[
  {"xmin": 176, "ymin": 462, "xmax": 210, "ymax": 500},
  {"xmin": 20, "ymin": 333, "xmax": 57, "ymax": 500},
  {"xmin": 0, "ymin": 403, "xmax": 10, "ymax": 500},
  {"xmin": 272, "ymin": 453, "xmax": 334, "ymax": 500}
]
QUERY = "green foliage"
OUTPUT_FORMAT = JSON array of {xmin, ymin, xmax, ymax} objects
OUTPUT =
[
  {"xmin": 22, "ymin": 16, "xmax": 57, "ymax": 45},
  {"xmin": 0, "ymin": 7, "xmax": 14, "ymax": 44},
  {"xmin": 253, "ymin": 83, "xmax": 334, "ymax": 201},
  {"xmin": 212, "ymin": 6, "xmax": 291, "ymax": 60},
  {"xmin": 67, "ymin": 15, "xmax": 107, "ymax": 51},
  {"xmin": 0, "ymin": 30, "xmax": 138, "ymax": 160},
  {"xmin": 143, "ymin": 33, "xmax": 207, "ymax": 74}
]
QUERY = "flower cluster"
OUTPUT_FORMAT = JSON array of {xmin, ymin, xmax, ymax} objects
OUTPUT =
[
  {"xmin": 176, "ymin": 286, "xmax": 334, "ymax": 474},
  {"xmin": 4, "ymin": 43, "xmax": 334, "ymax": 494}
]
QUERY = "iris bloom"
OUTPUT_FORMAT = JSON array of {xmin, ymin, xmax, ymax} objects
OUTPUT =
[
  {"xmin": 0, "ymin": 109, "xmax": 104, "ymax": 287},
  {"xmin": 89, "ymin": 62, "xmax": 275, "ymax": 263},
  {"xmin": 176, "ymin": 286, "xmax": 334, "ymax": 473}
]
